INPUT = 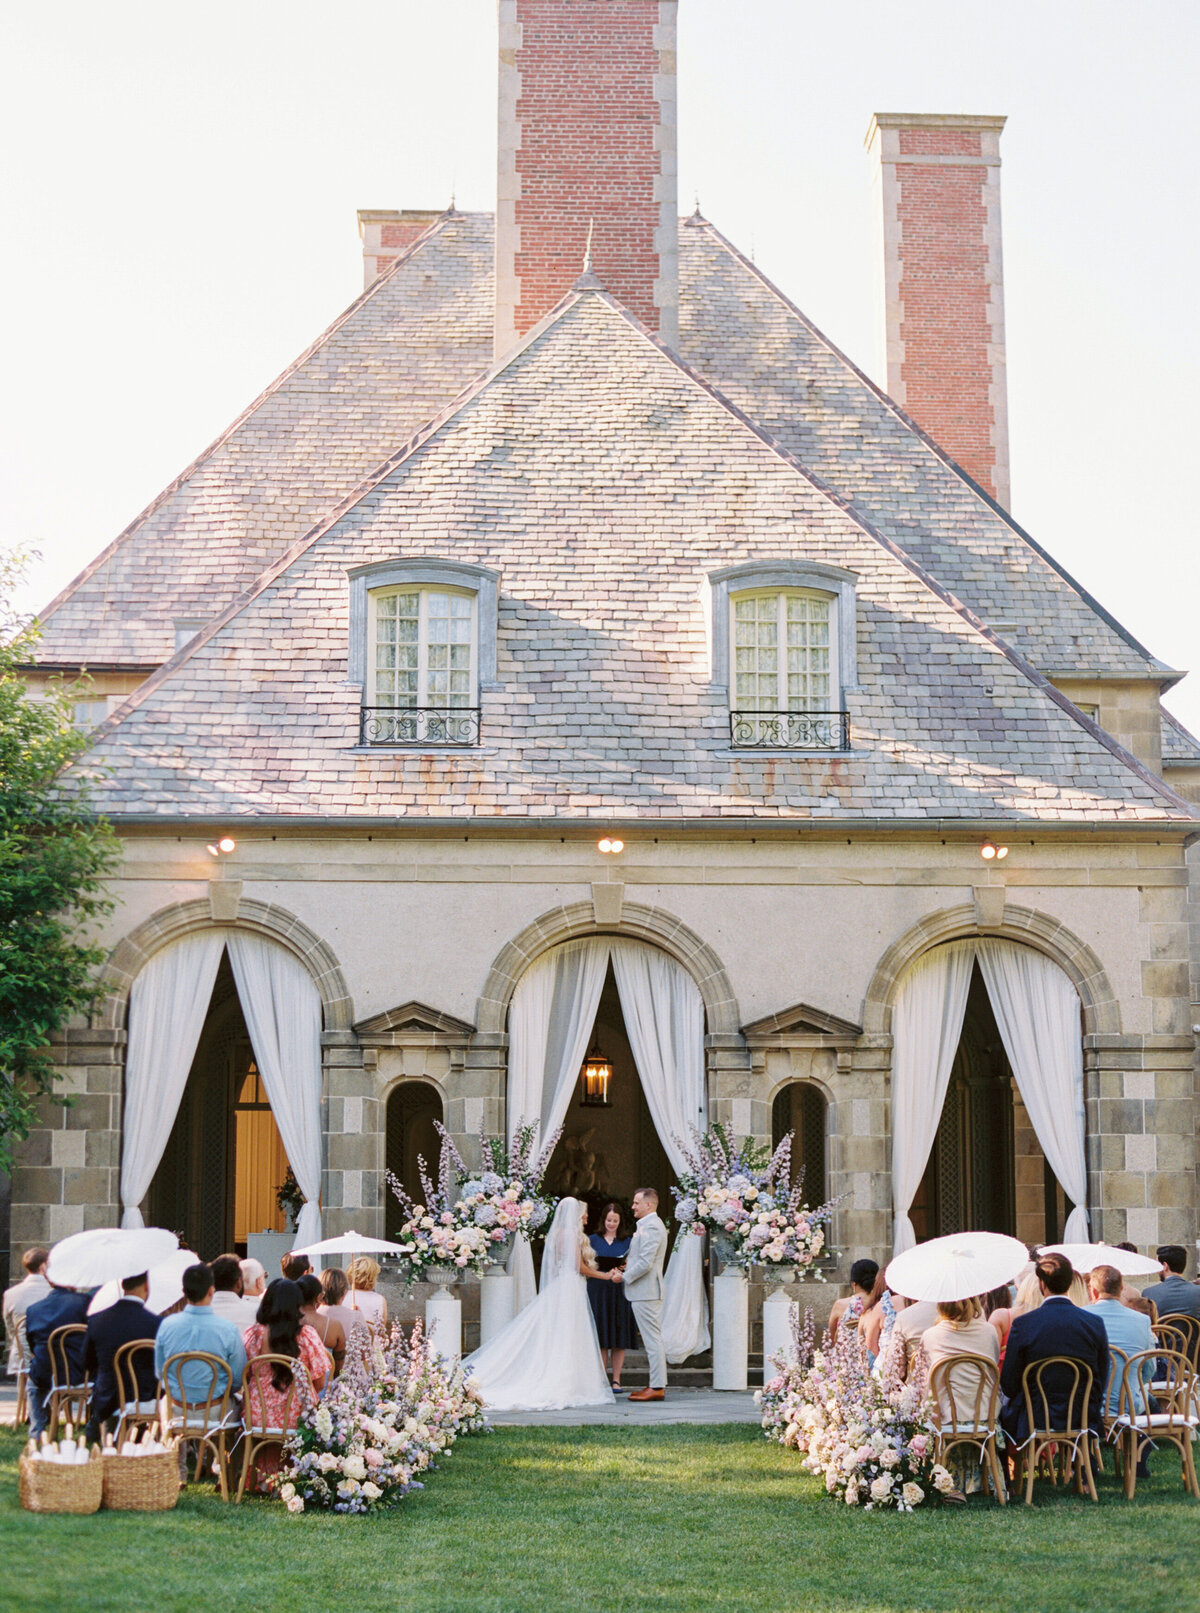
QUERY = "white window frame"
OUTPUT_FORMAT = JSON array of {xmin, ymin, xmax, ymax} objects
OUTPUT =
[
  {"xmin": 707, "ymin": 560, "xmax": 858, "ymax": 698},
  {"xmin": 366, "ymin": 585, "xmax": 478, "ymax": 709},
  {"xmin": 347, "ymin": 558, "xmax": 500, "ymax": 693},
  {"xmin": 729, "ymin": 588, "xmax": 839, "ymax": 714}
]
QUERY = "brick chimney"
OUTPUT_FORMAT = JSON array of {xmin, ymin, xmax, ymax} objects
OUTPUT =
[
  {"xmin": 495, "ymin": 0, "xmax": 679, "ymax": 359},
  {"xmin": 867, "ymin": 114, "xmax": 1010, "ymax": 509},
  {"xmin": 357, "ymin": 209, "xmax": 445, "ymax": 290}
]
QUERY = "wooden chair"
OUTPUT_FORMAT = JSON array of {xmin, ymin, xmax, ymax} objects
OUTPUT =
[
  {"xmin": 927, "ymin": 1353, "xmax": 1007, "ymax": 1503},
  {"xmin": 235, "ymin": 1354, "xmax": 314, "ymax": 1504},
  {"xmin": 13, "ymin": 1317, "xmax": 31, "ymax": 1428},
  {"xmin": 1158, "ymin": 1315, "xmax": 1200, "ymax": 1371},
  {"xmin": 1096, "ymin": 1346, "xmax": 1130, "ymax": 1476},
  {"xmin": 1113, "ymin": 1348, "xmax": 1200, "ymax": 1500},
  {"xmin": 112, "ymin": 1338, "xmax": 161, "ymax": 1448},
  {"xmin": 1013, "ymin": 1355, "xmax": 1098, "ymax": 1505},
  {"xmin": 160, "ymin": 1351, "xmax": 240, "ymax": 1501},
  {"xmin": 46, "ymin": 1324, "xmax": 90, "ymax": 1438}
]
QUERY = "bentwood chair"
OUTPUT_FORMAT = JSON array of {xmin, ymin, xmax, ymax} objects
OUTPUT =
[
  {"xmin": 112, "ymin": 1339, "xmax": 161, "ymax": 1448},
  {"xmin": 13, "ymin": 1318, "xmax": 31, "ymax": 1428},
  {"xmin": 1013, "ymin": 1356, "xmax": 1098, "ymax": 1505},
  {"xmin": 1113, "ymin": 1349, "xmax": 1200, "ymax": 1500},
  {"xmin": 1097, "ymin": 1347, "xmax": 1130, "ymax": 1476},
  {"xmin": 161, "ymin": 1352, "xmax": 241, "ymax": 1501},
  {"xmin": 46, "ymin": 1324, "xmax": 90, "ymax": 1438},
  {"xmin": 1157, "ymin": 1315, "xmax": 1200, "ymax": 1372},
  {"xmin": 235, "ymin": 1354, "xmax": 315, "ymax": 1504},
  {"xmin": 927, "ymin": 1354, "xmax": 1007, "ymax": 1503}
]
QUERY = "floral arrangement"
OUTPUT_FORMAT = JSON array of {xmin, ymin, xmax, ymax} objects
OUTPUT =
[
  {"xmin": 672, "ymin": 1124, "xmax": 832, "ymax": 1273},
  {"xmin": 276, "ymin": 1166, "xmax": 306, "ymax": 1229},
  {"xmin": 274, "ymin": 1320, "xmax": 487, "ymax": 1514},
  {"xmin": 756, "ymin": 1307, "xmax": 953, "ymax": 1512},
  {"xmin": 387, "ymin": 1121, "xmax": 560, "ymax": 1282}
]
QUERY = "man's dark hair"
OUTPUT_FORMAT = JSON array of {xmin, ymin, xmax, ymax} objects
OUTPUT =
[
  {"xmin": 1114, "ymin": 1241, "xmax": 1137, "ymax": 1254},
  {"xmin": 1157, "ymin": 1245, "xmax": 1187, "ymax": 1275},
  {"xmin": 22, "ymin": 1247, "xmax": 49, "ymax": 1275},
  {"xmin": 280, "ymin": 1253, "xmax": 311, "ymax": 1282},
  {"xmin": 211, "ymin": 1254, "xmax": 242, "ymax": 1293},
  {"xmin": 121, "ymin": 1271, "xmax": 149, "ymax": 1294},
  {"xmin": 182, "ymin": 1263, "xmax": 214, "ymax": 1305},
  {"xmin": 850, "ymin": 1258, "xmax": 880, "ymax": 1292},
  {"xmin": 1035, "ymin": 1252, "xmax": 1074, "ymax": 1295},
  {"xmin": 633, "ymin": 1187, "xmax": 658, "ymax": 1208}
]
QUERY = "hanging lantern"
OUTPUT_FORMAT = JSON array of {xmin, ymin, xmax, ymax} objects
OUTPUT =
[{"xmin": 580, "ymin": 1040, "xmax": 613, "ymax": 1107}]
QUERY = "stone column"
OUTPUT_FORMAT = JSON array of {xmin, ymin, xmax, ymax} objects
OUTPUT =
[{"xmin": 321, "ymin": 1031, "xmax": 381, "ymax": 1239}]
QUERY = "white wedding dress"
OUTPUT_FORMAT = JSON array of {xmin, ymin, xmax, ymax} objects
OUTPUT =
[{"xmin": 463, "ymin": 1197, "xmax": 615, "ymax": 1411}]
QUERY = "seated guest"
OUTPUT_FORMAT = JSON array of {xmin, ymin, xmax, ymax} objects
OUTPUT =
[
  {"xmin": 318, "ymin": 1267, "xmax": 369, "ymax": 1344},
  {"xmin": 84, "ymin": 1272, "xmax": 160, "ymax": 1441},
  {"xmin": 239, "ymin": 1258, "xmax": 267, "ymax": 1303},
  {"xmin": 343, "ymin": 1257, "xmax": 388, "ymax": 1328},
  {"xmin": 827, "ymin": 1259, "xmax": 878, "ymax": 1349},
  {"xmin": 3, "ymin": 1247, "xmax": 50, "ymax": 1374},
  {"xmin": 1000, "ymin": 1253, "xmax": 1108, "ymax": 1447},
  {"xmin": 242, "ymin": 1279, "xmax": 329, "ymax": 1487},
  {"xmin": 1012, "ymin": 1271, "xmax": 1044, "ymax": 1317},
  {"xmin": 923, "ymin": 1297, "xmax": 1001, "ymax": 1418},
  {"xmin": 210, "ymin": 1254, "xmax": 260, "ymax": 1330},
  {"xmin": 861, "ymin": 1271, "xmax": 905, "ymax": 1368},
  {"xmin": 888, "ymin": 1287, "xmax": 941, "ymax": 1379},
  {"xmin": 155, "ymin": 1263, "xmax": 247, "ymax": 1408},
  {"xmin": 1113, "ymin": 1242, "xmax": 1146, "ymax": 1304},
  {"xmin": 281, "ymin": 1253, "xmax": 312, "ymax": 1283},
  {"xmin": 297, "ymin": 1275, "xmax": 344, "ymax": 1375},
  {"xmin": 25, "ymin": 1280, "xmax": 91, "ymax": 1437},
  {"xmin": 980, "ymin": 1286, "xmax": 1014, "ymax": 1360},
  {"xmin": 1084, "ymin": 1264, "xmax": 1154, "ymax": 1416},
  {"xmin": 1152, "ymin": 1246, "xmax": 1200, "ymax": 1326},
  {"xmin": 1125, "ymin": 1293, "xmax": 1157, "ymax": 1323}
]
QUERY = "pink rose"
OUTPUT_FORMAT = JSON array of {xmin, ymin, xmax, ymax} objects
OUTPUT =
[{"xmin": 365, "ymin": 1449, "xmax": 384, "ymax": 1469}]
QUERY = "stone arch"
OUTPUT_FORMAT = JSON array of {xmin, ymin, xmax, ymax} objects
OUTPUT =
[
  {"xmin": 861, "ymin": 902, "xmax": 1121, "ymax": 1039},
  {"xmin": 475, "ymin": 900, "xmax": 741, "ymax": 1037},
  {"xmin": 93, "ymin": 897, "xmax": 354, "ymax": 1031}
]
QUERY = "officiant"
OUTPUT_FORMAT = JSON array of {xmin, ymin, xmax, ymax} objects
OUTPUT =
[{"xmin": 587, "ymin": 1202, "xmax": 639, "ymax": 1393}]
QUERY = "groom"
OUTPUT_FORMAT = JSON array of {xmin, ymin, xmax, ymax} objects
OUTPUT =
[{"xmin": 613, "ymin": 1187, "xmax": 668, "ymax": 1402}]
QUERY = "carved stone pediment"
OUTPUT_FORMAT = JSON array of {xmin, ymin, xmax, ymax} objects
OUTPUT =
[
  {"xmin": 740, "ymin": 1001, "xmax": 862, "ymax": 1046},
  {"xmin": 354, "ymin": 1001, "xmax": 475, "ymax": 1045}
]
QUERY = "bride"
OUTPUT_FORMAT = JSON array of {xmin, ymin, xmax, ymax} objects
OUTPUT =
[{"xmin": 463, "ymin": 1196, "xmax": 615, "ymax": 1410}]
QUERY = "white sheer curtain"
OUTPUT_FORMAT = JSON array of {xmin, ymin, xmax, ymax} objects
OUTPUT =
[
  {"xmin": 507, "ymin": 939, "xmax": 610, "ymax": 1310},
  {"xmin": 120, "ymin": 931, "xmax": 227, "ymax": 1227},
  {"xmin": 226, "ymin": 932, "xmax": 325, "ymax": 1249},
  {"xmin": 976, "ymin": 940, "xmax": 1090, "ymax": 1242},
  {"xmin": 890, "ymin": 941, "xmax": 974, "ymax": 1254},
  {"xmin": 611, "ymin": 941, "xmax": 710, "ymax": 1362}
]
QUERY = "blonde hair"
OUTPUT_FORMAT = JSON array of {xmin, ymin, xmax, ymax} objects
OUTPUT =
[
  {"xmin": 1014, "ymin": 1272, "xmax": 1044, "ymax": 1315},
  {"xmin": 936, "ymin": 1296, "xmax": 981, "ymax": 1326},
  {"xmin": 346, "ymin": 1256, "xmax": 379, "ymax": 1291},
  {"xmin": 1066, "ymin": 1273, "xmax": 1090, "ymax": 1307}
]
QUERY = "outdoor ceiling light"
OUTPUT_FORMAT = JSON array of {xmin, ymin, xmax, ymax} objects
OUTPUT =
[
  {"xmin": 206, "ymin": 835, "xmax": 237, "ymax": 857},
  {"xmin": 580, "ymin": 1040, "xmax": 613, "ymax": 1106},
  {"xmin": 597, "ymin": 837, "xmax": 624, "ymax": 854},
  {"xmin": 980, "ymin": 841, "xmax": 1008, "ymax": 861}
]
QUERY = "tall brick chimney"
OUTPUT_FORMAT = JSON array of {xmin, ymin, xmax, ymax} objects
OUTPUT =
[
  {"xmin": 495, "ymin": 0, "xmax": 679, "ymax": 359},
  {"xmin": 867, "ymin": 114, "xmax": 1010, "ymax": 509}
]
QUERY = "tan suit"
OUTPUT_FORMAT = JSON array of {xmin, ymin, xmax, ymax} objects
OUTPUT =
[{"xmin": 623, "ymin": 1211, "xmax": 668, "ymax": 1389}]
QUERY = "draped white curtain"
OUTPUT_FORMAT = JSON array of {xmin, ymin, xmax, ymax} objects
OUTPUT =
[
  {"xmin": 890, "ymin": 941, "xmax": 974, "ymax": 1255},
  {"xmin": 226, "ymin": 932, "xmax": 325, "ymax": 1250},
  {"xmin": 610, "ymin": 940, "xmax": 710, "ymax": 1362},
  {"xmin": 976, "ymin": 940, "xmax": 1090, "ymax": 1242},
  {"xmin": 120, "ymin": 931, "xmax": 227, "ymax": 1228},
  {"xmin": 507, "ymin": 939, "xmax": 610, "ymax": 1311}
]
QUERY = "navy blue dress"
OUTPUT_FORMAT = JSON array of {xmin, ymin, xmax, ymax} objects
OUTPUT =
[{"xmin": 587, "ymin": 1234, "xmax": 640, "ymax": 1349}]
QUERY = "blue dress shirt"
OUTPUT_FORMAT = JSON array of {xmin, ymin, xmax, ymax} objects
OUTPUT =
[
  {"xmin": 1083, "ymin": 1298, "xmax": 1155, "ymax": 1414},
  {"xmin": 154, "ymin": 1304, "xmax": 247, "ymax": 1404}
]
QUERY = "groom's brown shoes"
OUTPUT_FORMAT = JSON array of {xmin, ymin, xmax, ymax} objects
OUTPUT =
[{"xmin": 628, "ymin": 1388, "xmax": 665, "ymax": 1401}]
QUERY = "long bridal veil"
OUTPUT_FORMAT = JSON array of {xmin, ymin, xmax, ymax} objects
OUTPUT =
[{"xmin": 462, "ymin": 1197, "xmax": 615, "ymax": 1411}]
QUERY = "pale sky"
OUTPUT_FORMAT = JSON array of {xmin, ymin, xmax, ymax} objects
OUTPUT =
[{"xmin": 3, "ymin": 1, "xmax": 1197, "ymax": 731}]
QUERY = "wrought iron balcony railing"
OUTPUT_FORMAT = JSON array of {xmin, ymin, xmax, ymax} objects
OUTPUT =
[
  {"xmin": 729, "ymin": 709, "xmax": 850, "ymax": 751},
  {"xmin": 360, "ymin": 705, "xmax": 481, "ymax": 747}
]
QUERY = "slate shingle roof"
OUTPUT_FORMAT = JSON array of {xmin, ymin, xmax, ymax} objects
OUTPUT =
[
  {"xmin": 78, "ymin": 293, "xmax": 1190, "ymax": 824},
  {"xmin": 1162, "ymin": 708, "xmax": 1200, "ymax": 766}
]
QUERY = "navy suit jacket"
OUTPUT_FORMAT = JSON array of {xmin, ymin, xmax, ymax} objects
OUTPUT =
[
  {"xmin": 25, "ymin": 1289, "xmax": 91, "ymax": 1388},
  {"xmin": 1000, "ymin": 1296, "xmax": 1109, "ymax": 1443},
  {"xmin": 85, "ymin": 1299, "xmax": 161, "ymax": 1423}
]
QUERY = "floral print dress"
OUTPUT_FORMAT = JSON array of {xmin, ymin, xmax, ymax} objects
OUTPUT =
[{"xmin": 242, "ymin": 1323, "xmax": 330, "ymax": 1481}]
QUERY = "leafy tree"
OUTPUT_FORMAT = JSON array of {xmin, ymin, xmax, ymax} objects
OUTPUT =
[{"xmin": 0, "ymin": 550, "xmax": 120, "ymax": 1170}]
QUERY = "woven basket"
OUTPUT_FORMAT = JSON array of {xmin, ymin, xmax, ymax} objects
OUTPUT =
[
  {"xmin": 19, "ymin": 1448, "xmax": 103, "ymax": 1515},
  {"xmin": 101, "ymin": 1446, "xmax": 181, "ymax": 1512}
]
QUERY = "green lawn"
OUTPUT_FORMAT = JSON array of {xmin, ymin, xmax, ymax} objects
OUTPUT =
[{"xmin": 0, "ymin": 1423, "xmax": 1195, "ymax": 1613}]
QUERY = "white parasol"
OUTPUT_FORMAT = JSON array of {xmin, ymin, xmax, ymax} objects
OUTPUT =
[
  {"xmin": 1039, "ymin": 1242, "xmax": 1161, "ymax": 1279},
  {"xmin": 885, "ymin": 1231, "xmax": 1029, "ymax": 1304},
  {"xmin": 47, "ymin": 1226, "xmax": 179, "ymax": 1290},
  {"xmin": 88, "ymin": 1248, "xmax": 199, "ymax": 1316},
  {"xmin": 290, "ymin": 1231, "xmax": 409, "ymax": 1258}
]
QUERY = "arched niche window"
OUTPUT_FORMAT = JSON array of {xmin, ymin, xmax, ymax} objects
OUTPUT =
[
  {"xmin": 771, "ymin": 1082, "xmax": 828, "ymax": 1208},
  {"xmin": 384, "ymin": 1080, "xmax": 444, "ymax": 1240},
  {"xmin": 348, "ymin": 558, "xmax": 499, "ymax": 747},
  {"xmin": 708, "ymin": 561, "xmax": 857, "ymax": 751}
]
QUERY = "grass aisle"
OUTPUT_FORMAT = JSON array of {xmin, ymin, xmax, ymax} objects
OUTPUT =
[{"xmin": 0, "ymin": 1423, "xmax": 1195, "ymax": 1613}]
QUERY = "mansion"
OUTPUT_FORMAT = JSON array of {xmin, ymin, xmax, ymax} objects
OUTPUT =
[{"xmin": 12, "ymin": 1, "xmax": 1199, "ymax": 1345}]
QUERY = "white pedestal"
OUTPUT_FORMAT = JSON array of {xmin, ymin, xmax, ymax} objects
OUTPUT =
[
  {"xmin": 761, "ymin": 1289, "xmax": 796, "ymax": 1374},
  {"xmin": 479, "ymin": 1267, "xmax": 516, "ymax": 1345},
  {"xmin": 712, "ymin": 1267, "xmax": 749, "ymax": 1391},
  {"xmin": 425, "ymin": 1287, "xmax": 463, "ymax": 1363}
]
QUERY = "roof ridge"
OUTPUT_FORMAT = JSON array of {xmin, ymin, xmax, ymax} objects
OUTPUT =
[
  {"xmin": 692, "ymin": 218, "xmax": 1170, "ymax": 675},
  {"xmin": 36, "ymin": 208, "xmax": 461, "ymax": 633}
]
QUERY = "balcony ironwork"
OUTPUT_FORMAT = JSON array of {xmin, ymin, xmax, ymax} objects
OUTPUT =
[
  {"xmin": 360, "ymin": 705, "xmax": 481, "ymax": 747},
  {"xmin": 729, "ymin": 709, "xmax": 850, "ymax": 751}
]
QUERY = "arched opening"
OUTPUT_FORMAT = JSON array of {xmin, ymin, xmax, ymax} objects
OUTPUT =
[
  {"xmin": 384, "ymin": 1081, "xmax": 444, "ymax": 1240},
  {"xmin": 771, "ymin": 1082, "xmax": 827, "ymax": 1207}
]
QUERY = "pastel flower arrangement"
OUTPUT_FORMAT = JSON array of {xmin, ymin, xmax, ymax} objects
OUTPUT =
[
  {"xmin": 274, "ymin": 1320, "xmax": 488, "ymax": 1515},
  {"xmin": 388, "ymin": 1122, "xmax": 560, "ymax": 1282},
  {"xmin": 672, "ymin": 1124, "xmax": 832, "ymax": 1273},
  {"xmin": 756, "ymin": 1307, "xmax": 953, "ymax": 1512}
]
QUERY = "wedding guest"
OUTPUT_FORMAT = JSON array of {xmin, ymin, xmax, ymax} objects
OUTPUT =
[
  {"xmin": 25, "ymin": 1280, "xmax": 91, "ymax": 1437},
  {"xmin": 3, "ymin": 1247, "xmax": 50, "ymax": 1374},
  {"xmin": 980, "ymin": 1286, "xmax": 1014, "ymax": 1360},
  {"xmin": 242, "ymin": 1279, "xmax": 328, "ymax": 1487},
  {"xmin": 1084, "ymin": 1264, "xmax": 1154, "ymax": 1416},
  {"xmin": 1152, "ymin": 1246, "xmax": 1200, "ymax": 1325},
  {"xmin": 827, "ymin": 1259, "xmax": 878, "ymax": 1349},
  {"xmin": 1124, "ymin": 1293, "xmax": 1157, "ymax": 1323},
  {"xmin": 1113, "ymin": 1242, "xmax": 1148, "ymax": 1305},
  {"xmin": 155, "ymin": 1263, "xmax": 247, "ymax": 1406},
  {"xmin": 297, "ymin": 1274, "xmax": 344, "ymax": 1375},
  {"xmin": 280, "ymin": 1253, "xmax": 312, "ymax": 1283},
  {"xmin": 587, "ymin": 1202, "xmax": 638, "ymax": 1392},
  {"xmin": 1012, "ymin": 1271, "xmax": 1045, "ymax": 1317},
  {"xmin": 860, "ymin": 1271, "xmax": 904, "ymax": 1369},
  {"xmin": 343, "ymin": 1257, "xmax": 388, "ymax": 1328},
  {"xmin": 317, "ymin": 1267, "xmax": 367, "ymax": 1341},
  {"xmin": 84, "ymin": 1272, "xmax": 160, "ymax": 1441},
  {"xmin": 210, "ymin": 1254, "xmax": 260, "ymax": 1330},
  {"xmin": 924, "ymin": 1297, "xmax": 1001, "ymax": 1411},
  {"xmin": 239, "ymin": 1258, "xmax": 267, "ymax": 1301},
  {"xmin": 1000, "ymin": 1254, "xmax": 1107, "ymax": 1447},
  {"xmin": 889, "ymin": 1287, "xmax": 941, "ymax": 1378}
]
